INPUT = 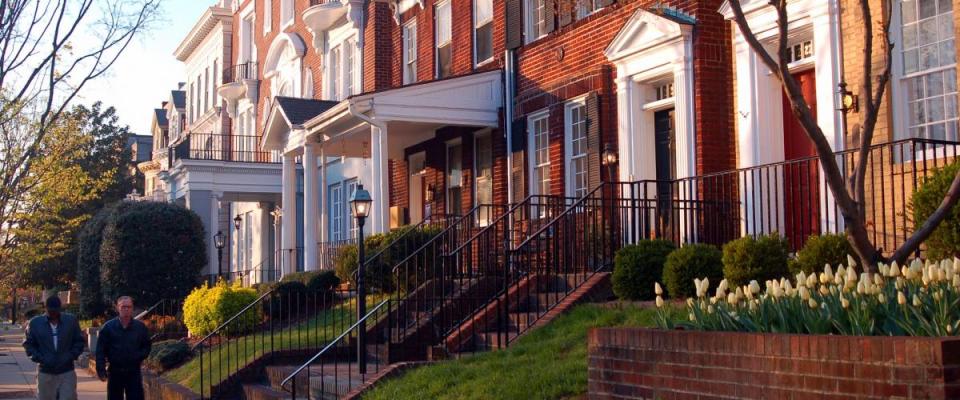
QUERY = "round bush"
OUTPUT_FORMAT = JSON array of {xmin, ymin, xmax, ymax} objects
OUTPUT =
[
  {"xmin": 334, "ymin": 226, "xmax": 442, "ymax": 293},
  {"xmin": 912, "ymin": 162, "xmax": 960, "ymax": 260},
  {"xmin": 280, "ymin": 270, "xmax": 341, "ymax": 293},
  {"xmin": 722, "ymin": 234, "xmax": 791, "ymax": 286},
  {"xmin": 611, "ymin": 240, "xmax": 675, "ymax": 301},
  {"xmin": 146, "ymin": 340, "xmax": 191, "ymax": 371},
  {"xmin": 99, "ymin": 201, "xmax": 206, "ymax": 308},
  {"xmin": 182, "ymin": 280, "xmax": 260, "ymax": 337},
  {"xmin": 789, "ymin": 233, "xmax": 854, "ymax": 274},
  {"xmin": 662, "ymin": 244, "xmax": 724, "ymax": 299}
]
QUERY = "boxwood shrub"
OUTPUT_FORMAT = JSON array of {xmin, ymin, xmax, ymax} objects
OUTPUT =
[
  {"xmin": 662, "ymin": 244, "xmax": 724, "ymax": 299},
  {"xmin": 611, "ymin": 240, "xmax": 675, "ymax": 301},
  {"xmin": 789, "ymin": 233, "xmax": 854, "ymax": 274},
  {"xmin": 912, "ymin": 161, "xmax": 960, "ymax": 260},
  {"xmin": 722, "ymin": 234, "xmax": 790, "ymax": 286}
]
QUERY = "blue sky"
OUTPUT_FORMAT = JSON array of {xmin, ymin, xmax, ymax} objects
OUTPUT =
[{"xmin": 79, "ymin": 0, "xmax": 209, "ymax": 136}]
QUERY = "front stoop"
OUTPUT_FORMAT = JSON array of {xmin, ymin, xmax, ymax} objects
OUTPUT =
[{"xmin": 341, "ymin": 362, "xmax": 431, "ymax": 400}]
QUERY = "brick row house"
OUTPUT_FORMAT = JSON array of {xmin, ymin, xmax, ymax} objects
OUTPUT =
[{"xmin": 139, "ymin": 0, "xmax": 959, "ymax": 281}]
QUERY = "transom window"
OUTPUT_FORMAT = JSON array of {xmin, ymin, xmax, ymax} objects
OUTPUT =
[
  {"xmin": 786, "ymin": 39, "xmax": 814, "ymax": 64},
  {"xmin": 403, "ymin": 21, "xmax": 418, "ymax": 84},
  {"xmin": 655, "ymin": 83, "xmax": 674, "ymax": 101},
  {"xmin": 529, "ymin": 113, "xmax": 550, "ymax": 197},
  {"xmin": 566, "ymin": 101, "xmax": 588, "ymax": 198},
  {"xmin": 901, "ymin": 0, "xmax": 957, "ymax": 140}
]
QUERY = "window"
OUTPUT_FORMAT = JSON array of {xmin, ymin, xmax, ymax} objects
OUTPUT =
[
  {"xmin": 565, "ymin": 101, "xmax": 588, "ymax": 198},
  {"xmin": 263, "ymin": 0, "xmax": 272, "ymax": 33},
  {"xmin": 281, "ymin": 0, "xmax": 294, "ymax": 27},
  {"xmin": 241, "ymin": 16, "xmax": 255, "ymax": 61},
  {"xmin": 474, "ymin": 0, "xmax": 493, "ymax": 65},
  {"xmin": 329, "ymin": 183, "xmax": 344, "ymax": 241},
  {"xmin": 574, "ymin": 0, "xmax": 604, "ymax": 20},
  {"xmin": 236, "ymin": 217, "xmax": 245, "ymax": 270},
  {"xmin": 900, "ymin": 0, "xmax": 957, "ymax": 140},
  {"xmin": 212, "ymin": 60, "xmax": 218, "ymax": 103},
  {"xmin": 474, "ymin": 131, "xmax": 493, "ymax": 225},
  {"xmin": 329, "ymin": 46, "xmax": 341, "ymax": 100},
  {"xmin": 446, "ymin": 140, "xmax": 463, "ymax": 216},
  {"xmin": 403, "ymin": 21, "xmax": 418, "ymax": 84},
  {"xmin": 204, "ymin": 67, "xmax": 210, "ymax": 111},
  {"xmin": 189, "ymin": 83, "xmax": 195, "ymax": 123},
  {"xmin": 304, "ymin": 68, "xmax": 314, "ymax": 98},
  {"xmin": 344, "ymin": 40, "xmax": 355, "ymax": 97},
  {"xmin": 436, "ymin": 1, "xmax": 452, "ymax": 78},
  {"xmin": 528, "ymin": 112, "xmax": 550, "ymax": 197},
  {"xmin": 346, "ymin": 180, "xmax": 359, "ymax": 238},
  {"xmin": 525, "ymin": 0, "xmax": 547, "ymax": 43}
]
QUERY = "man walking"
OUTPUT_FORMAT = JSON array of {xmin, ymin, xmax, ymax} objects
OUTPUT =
[
  {"xmin": 96, "ymin": 296, "xmax": 151, "ymax": 400},
  {"xmin": 22, "ymin": 295, "xmax": 85, "ymax": 400}
]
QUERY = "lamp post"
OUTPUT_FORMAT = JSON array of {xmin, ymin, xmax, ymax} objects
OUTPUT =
[
  {"xmin": 214, "ymin": 231, "xmax": 225, "ymax": 280},
  {"xmin": 349, "ymin": 184, "xmax": 372, "ymax": 374}
]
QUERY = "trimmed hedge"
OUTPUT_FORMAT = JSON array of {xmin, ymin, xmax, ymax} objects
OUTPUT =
[
  {"xmin": 146, "ymin": 340, "xmax": 191, "ymax": 372},
  {"xmin": 182, "ymin": 280, "xmax": 259, "ymax": 337},
  {"xmin": 722, "ymin": 234, "xmax": 791, "ymax": 286},
  {"xmin": 912, "ymin": 162, "xmax": 960, "ymax": 260},
  {"xmin": 662, "ymin": 244, "xmax": 724, "ymax": 299},
  {"xmin": 76, "ymin": 203, "xmax": 125, "ymax": 319},
  {"xmin": 789, "ymin": 233, "xmax": 854, "ymax": 274},
  {"xmin": 611, "ymin": 240, "xmax": 675, "ymax": 301}
]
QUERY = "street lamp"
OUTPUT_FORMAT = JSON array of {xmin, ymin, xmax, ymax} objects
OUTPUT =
[
  {"xmin": 601, "ymin": 143, "xmax": 618, "ymax": 182},
  {"xmin": 349, "ymin": 184, "xmax": 372, "ymax": 374},
  {"xmin": 214, "ymin": 231, "xmax": 226, "ymax": 279}
]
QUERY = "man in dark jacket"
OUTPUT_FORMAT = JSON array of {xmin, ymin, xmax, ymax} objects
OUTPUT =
[
  {"xmin": 96, "ymin": 296, "xmax": 151, "ymax": 400},
  {"xmin": 22, "ymin": 295, "xmax": 85, "ymax": 400}
]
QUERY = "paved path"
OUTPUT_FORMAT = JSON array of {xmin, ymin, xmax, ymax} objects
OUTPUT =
[{"xmin": 0, "ymin": 322, "xmax": 106, "ymax": 400}]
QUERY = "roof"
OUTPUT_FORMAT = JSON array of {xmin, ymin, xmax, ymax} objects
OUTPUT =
[
  {"xmin": 173, "ymin": 6, "xmax": 232, "ymax": 61},
  {"xmin": 274, "ymin": 97, "xmax": 339, "ymax": 126},
  {"xmin": 171, "ymin": 90, "xmax": 186, "ymax": 109},
  {"xmin": 154, "ymin": 109, "xmax": 168, "ymax": 127}
]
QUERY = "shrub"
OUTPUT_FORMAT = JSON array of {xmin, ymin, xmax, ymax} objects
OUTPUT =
[
  {"xmin": 76, "ymin": 202, "xmax": 125, "ymax": 319},
  {"xmin": 99, "ymin": 201, "xmax": 206, "ymax": 308},
  {"xmin": 657, "ymin": 258, "xmax": 960, "ymax": 337},
  {"xmin": 662, "ymin": 244, "xmax": 724, "ymax": 299},
  {"xmin": 611, "ymin": 240, "xmax": 675, "ymax": 301},
  {"xmin": 789, "ymin": 234, "xmax": 854, "ymax": 274},
  {"xmin": 280, "ymin": 270, "xmax": 341, "ymax": 293},
  {"xmin": 334, "ymin": 225, "xmax": 443, "ymax": 293},
  {"xmin": 912, "ymin": 162, "xmax": 960, "ymax": 260},
  {"xmin": 146, "ymin": 340, "xmax": 191, "ymax": 371},
  {"xmin": 182, "ymin": 280, "xmax": 259, "ymax": 337},
  {"xmin": 143, "ymin": 315, "xmax": 185, "ymax": 339},
  {"xmin": 722, "ymin": 234, "xmax": 790, "ymax": 286}
]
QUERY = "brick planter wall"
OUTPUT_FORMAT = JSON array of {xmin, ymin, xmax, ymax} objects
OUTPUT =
[{"xmin": 588, "ymin": 328, "xmax": 960, "ymax": 399}]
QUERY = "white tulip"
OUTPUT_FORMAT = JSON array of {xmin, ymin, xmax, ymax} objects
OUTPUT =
[
  {"xmin": 878, "ymin": 293, "xmax": 886, "ymax": 304},
  {"xmin": 889, "ymin": 261, "xmax": 901, "ymax": 277},
  {"xmin": 847, "ymin": 254, "xmax": 858, "ymax": 268},
  {"xmin": 841, "ymin": 295, "xmax": 850, "ymax": 309},
  {"xmin": 897, "ymin": 291, "xmax": 906, "ymax": 305},
  {"xmin": 799, "ymin": 285, "xmax": 810, "ymax": 300},
  {"xmin": 913, "ymin": 294, "xmax": 922, "ymax": 307},
  {"xmin": 686, "ymin": 298, "xmax": 695, "ymax": 307},
  {"xmin": 805, "ymin": 274, "xmax": 818, "ymax": 288},
  {"xmin": 655, "ymin": 282, "xmax": 663, "ymax": 296},
  {"xmin": 808, "ymin": 298, "xmax": 818, "ymax": 309},
  {"xmin": 727, "ymin": 292, "xmax": 737, "ymax": 305},
  {"xmin": 656, "ymin": 296, "xmax": 664, "ymax": 308},
  {"xmin": 749, "ymin": 280, "xmax": 761, "ymax": 295}
]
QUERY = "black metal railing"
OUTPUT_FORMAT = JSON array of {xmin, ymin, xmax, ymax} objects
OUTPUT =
[
  {"xmin": 224, "ymin": 61, "xmax": 258, "ymax": 83},
  {"xmin": 309, "ymin": 0, "xmax": 341, "ymax": 6},
  {"xmin": 135, "ymin": 298, "xmax": 187, "ymax": 341},
  {"xmin": 319, "ymin": 239, "xmax": 352, "ymax": 270},
  {"xmin": 172, "ymin": 133, "xmax": 281, "ymax": 164},
  {"xmin": 191, "ymin": 286, "xmax": 354, "ymax": 399}
]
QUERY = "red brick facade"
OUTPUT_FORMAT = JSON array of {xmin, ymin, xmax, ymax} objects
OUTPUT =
[{"xmin": 589, "ymin": 328, "xmax": 960, "ymax": 399}]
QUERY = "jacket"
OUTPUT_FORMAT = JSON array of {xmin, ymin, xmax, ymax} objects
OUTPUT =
[
  {"xmin": 95, "ymin": 317, "xmax": 151, "ymax": 376},
  {"xmin": 22, "ymin": 313, "xmax": 85, "ymax": 375}
]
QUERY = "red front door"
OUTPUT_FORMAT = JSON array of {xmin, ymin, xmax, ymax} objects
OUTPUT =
[{"xmin": 782, "ymin": 69, "xmax": 820, "ymax": 248}]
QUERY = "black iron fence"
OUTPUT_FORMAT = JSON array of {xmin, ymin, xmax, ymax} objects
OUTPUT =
[
  {"xmin": 135, "ymin": 298, "xmax": 187, "ymax": 341},
  {"xmin": 172, "ymin": 133, "xmax": 281, "ymax": 164},
  {"xmin": 223, "ymin": 61, "xmax": 258, "ymax": 83}
]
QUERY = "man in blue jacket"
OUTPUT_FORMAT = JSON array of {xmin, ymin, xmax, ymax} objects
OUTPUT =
[
  {"xmin": 96, "ymin": 296, "xmax": 151, "ymax": 400},
  {"xmin": 22, "ymin": 295, "xmax": 85, "ymax": 400}
]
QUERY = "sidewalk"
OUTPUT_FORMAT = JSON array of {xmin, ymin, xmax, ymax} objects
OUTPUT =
[{"xmin": 0, "ymin": 322, "xmax": 106, "ymax": 400}]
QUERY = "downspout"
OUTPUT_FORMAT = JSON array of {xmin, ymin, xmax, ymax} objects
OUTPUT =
[{"xmin": 504, "ymin": 49, "xmax": 516, "ymax": 204}]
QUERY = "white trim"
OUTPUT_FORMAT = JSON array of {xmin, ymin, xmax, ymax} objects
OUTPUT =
[
  {"xmin": 564, "ymin": 96, "xmax": 588, "ymax": 198},
  {"xmin": 524, "ymin": 0, "xmax": 546, "ymax": 44},
  {"xmin": 473, "ymin": 129, "xmax": 493, "ymax": 226},
  {"xmin": 527, "ymin": 109, "xmax": 550, "ymax": 197},
  {"xmin": 435, "ymin": 0, "xmax": 452, "ymax": 78},
  {"xmin": 263, "ymin": 0, "xmax": 272, "ymax": 34},
  {"xmin": 402, "ymin": 20, "xmax": 418, "ymax": 84},
  {"xmin": 473, "ymin": 0, "xmax": 494, "ymax": 67}
]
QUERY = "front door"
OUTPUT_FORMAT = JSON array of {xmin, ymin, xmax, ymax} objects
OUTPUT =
[
  {"xmin": 782, "ymin": 69, "xmax": 820, "ymax": 247},
  {"xmin": 408, "ymin": 152, "xmax": 426, "ymax": 224},
  {"xmin": 654, "ymin": 108, "xmax": 676, "ymax": 239},
  {"xmin": 446, "ymin": 141, "xmax": 463, "ymax": 216}
]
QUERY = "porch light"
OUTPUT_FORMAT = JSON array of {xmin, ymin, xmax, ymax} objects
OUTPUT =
[
  {"xmin": 349, "ymin": 184, "xmax": 373, "ymax": 219},
  {"xmin": 234, "ymin": 214, "xmax": 243, "ymax": 231},
  {"xmin": 602, "ymin": 143, "xmax": 618, "ymax": 167},
  {"xmin": 838, "ymin": 81, "xmax": 859, "ymax": 114}
]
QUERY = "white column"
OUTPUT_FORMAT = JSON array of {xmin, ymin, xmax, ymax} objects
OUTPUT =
[
  {"xmin": 210, "ymin": 192, "xmax": 222, "ymax": 276},
  {"xmin": 672, "ymin": 53, "xmax": 697, "ymax": 180},
  {"xmin": 281, "ymin": 153, "xmax": 298, "ymax": 276},
  {"xmin": 813, "ymin": 0, "xmax": 845, "ymax": 233},
  {"xmin": 370, "ymin": 124, "xmax": 390, "ymax": 234},
  {"xmin": 303, "ymin": 143, "xmax": 319, "ymax": 271},
  {"xmin": 614, "ymin": 75, "xmax": 636, "ymax": 183},
  {"xmin": 319, "ymin": 146, "xmax": 329, "ymax": 262}
]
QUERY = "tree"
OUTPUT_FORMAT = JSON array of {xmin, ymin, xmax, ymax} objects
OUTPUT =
[
  {"xmin": 0, "ymin": 0, "xmax": 159, "ymax": 288},
  {"xmin": 726, "ymin": 0, "xmax": 953, "ymax": 269}
]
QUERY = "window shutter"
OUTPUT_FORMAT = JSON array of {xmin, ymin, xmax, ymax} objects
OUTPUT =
[
  {"xmin": 511, "ymin": 118, "xmax": 527, "ymax": 202},
  {"xmin": 544, "ymin": 0, "xmax": 556, "ymax": 34},
  {"xmin": 585, "ymin": 92, "xmax": 602, "ymax": 189},
  {"xmin": 505, "ymin": 0, "xmax": 523, "ymax": 50},
  {"xmin": 511, "ymin": 118, "xmax": 527, "ymax": 151}
]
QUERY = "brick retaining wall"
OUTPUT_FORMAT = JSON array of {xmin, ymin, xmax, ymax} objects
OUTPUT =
[{"xmin": 588, "ymin": 328, "xmax": 960, "ymax": 399}]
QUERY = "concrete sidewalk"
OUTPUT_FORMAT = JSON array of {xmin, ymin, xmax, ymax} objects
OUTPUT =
[{"xmin": 0, "ymin": 322, "xmax": 106, "ymax": 400}]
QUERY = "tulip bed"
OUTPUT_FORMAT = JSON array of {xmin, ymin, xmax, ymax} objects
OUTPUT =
[{"xmin": 654, "ymin": 256, "xmax": 960, "ymax": 336}]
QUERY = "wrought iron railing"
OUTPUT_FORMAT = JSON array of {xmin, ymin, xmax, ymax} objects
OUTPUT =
[
  {"xmin": 223, "ymin": 61, "xmax": 258, "ymax": 83},
  {"xmin": 135, "ymin": 298, "xmax": 187, "ymax": 341},
  {"xmin": 172, "ymin": 133, "xmax": 281, "ymax": 164},
  {"xmin": 319, "ymin": 239, "xmax": 352, "ymax": 270}
]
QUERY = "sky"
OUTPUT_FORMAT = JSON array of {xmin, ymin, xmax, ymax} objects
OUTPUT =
[{"xmin": 78, "ymin": 0, "xmax": 210, "ymax": 136}]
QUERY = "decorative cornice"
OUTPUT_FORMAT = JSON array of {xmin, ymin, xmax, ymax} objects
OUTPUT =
[{"xmin": 174, "ymin": 7, "xmax": 233, "ymax": 62}]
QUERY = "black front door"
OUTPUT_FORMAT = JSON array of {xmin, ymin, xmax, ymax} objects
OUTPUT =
[{"xmin": 654, "ymin": 109, "xmax": 676, "ymax": 238}]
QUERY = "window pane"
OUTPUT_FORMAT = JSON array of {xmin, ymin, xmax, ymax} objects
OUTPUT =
[
  {"xmin": 920, "ymin": 0, "xmax": 937, "ymax": 19},
  {"xmin": 940, "ymin": 0, "xmax": 953, "ymax": 12},
  {"xmin": 927, "ymin": 71, "xmax": 945, "ymax": 96},
  {"xmin": 903, "ymin": 0, "xmax": 918, "ymax": 23},
  {"xmin": 438, "ymin": 45, "xmax": 452, "ymax": 78},
  {"xmin": 920, "ymin": 44, "xmax": 939, "ymax": 69},
  {"xmin": 476, "ymin": 23, "xmax": 493, "ymax": 62},
  {"xmin": 920, "ymin": 18, "xmax": 938, "ymax": 45},
  {"xmin": 437, "ymin": 2, "xmax": 452, "ymax": 44},
  {"xmin": 475, "ymin": 0, "xmax": 493, "ymax": 24}
]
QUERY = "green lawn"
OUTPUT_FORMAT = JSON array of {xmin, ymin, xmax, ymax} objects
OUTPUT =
[
  {"xmin": 165, "ymin": 295, "xmax": 381, "ymax": 393},
  {"xmin": 364, "ymin": 303, "xmax": 680, "ymax": 400}
]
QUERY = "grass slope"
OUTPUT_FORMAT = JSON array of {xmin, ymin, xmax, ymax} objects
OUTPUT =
[{"xmin": 364, "ymin": 303, "xmax": 678, "ymax": 400}]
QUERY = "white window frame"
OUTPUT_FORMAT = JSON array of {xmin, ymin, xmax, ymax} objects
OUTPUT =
[
  {"xmin": 891, "ymin": 0, "xmax": 958, "ymax": 148},
  {"xmin": 525, "ymin": 0, "xmax": 546, "ymax": 44},
  {"xmin": 403, "ymin": 20, "xmax": 418, "ymax": 84},
  {"xmin": 435, "ymin": 0, "xmax": 452, "ymax": 78},
  {"xmin": 473, "ymin": 130, "xmax": 493, "ymax": 226},
  {"xmin": 329, "ymin": 45, "xmax": 341, "ymax": 100},
  {"xmin": 527, "ymin": 110, "xmax": 550, "ymax": 198},
  {"xmin": 346, "ymin": 179, "xmax": 359, "ymax": 239},
  {"xmin": 473, "ymin": 0, "xmax": 494, "ymax": 66},
  {"xmin": 446, "ymin": 138, "xmax": 463, "ymax": 216},
  {"xmin": 263, "ymin": 0, "xmax": 272, "ymax": 33},
  {"xmin": 329, "ymin": 183, "xmax": 344, "ymax": 241},
  {"xmin": 303, "ymin": 68, "xmax": 314, "ymax": 98},
  {"xmin": 344, "ymin": 40, "xmax": 355, "ymax": 98},
  {"xmin": 244, "ymin": 211, "xmax": 254, "ymax": 269},
  {"xmin": 564, "ymin": 97, "xmax": 588, "ymax": 198},
  {"xmin": 281, "ymin": 0, "xmax": 294, "ymax": 28}
]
